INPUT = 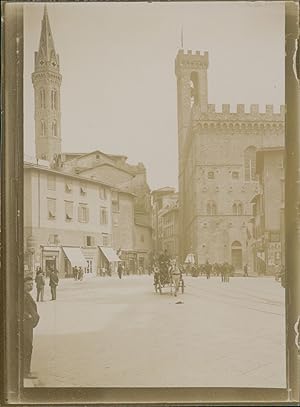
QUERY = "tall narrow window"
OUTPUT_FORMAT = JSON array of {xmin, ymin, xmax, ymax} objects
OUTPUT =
[
  {"xmin": 78, "ymin": 204, "xmax": 89, "ymax": 223},
  {"xmin": 112, "ymin": 191, "xmax": 119, "ymax": 212},
  {"xmin": 100, "ymin": 207, "xmax": 108, "ymax": 224},
  {"xmin": 244, "ymin": 146, "xmax": 256, "ymax": 181},
  {"xmin": 51, "ymin": 89, "xmax": 57, "ymax": 110},
  {"xmin": 52, "ymin": 121, "xmax": 57, "ymax": 138},
  {"xmin": 237, "ymin": 203, "xmax": 243, "ymax": 216},
  {"xmin": 41, "ymin": 120, "xmax": 46, "ymax": 137},
  {"xmin": 40, "ymin": 88, "xmax": 46, "ymax": 108}
]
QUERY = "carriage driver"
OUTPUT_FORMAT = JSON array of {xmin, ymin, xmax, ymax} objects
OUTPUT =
[{"xmin": 169, "ymin": 258, "xmax": 181, "ymax": 297}]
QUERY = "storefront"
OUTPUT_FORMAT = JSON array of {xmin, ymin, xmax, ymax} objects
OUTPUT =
[
  {"xmin": 40, "ymin": 245, "xmax": 60, "ymax": 277},
  {"xmin": 98, "ymin": 246, "xmax": 121, "ymax": 275},
  {"xmin": 62, "ymin": 246, "xmax": 87, "ymax": 278}
]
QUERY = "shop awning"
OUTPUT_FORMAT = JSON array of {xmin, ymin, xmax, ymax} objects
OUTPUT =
[
  {"xmin": 62, "ymin": 247, "xmax": 87, "ymax": 267},
  {"xmin": 98, "ymin": 246, "xmax": 121, "ymax": 262}
]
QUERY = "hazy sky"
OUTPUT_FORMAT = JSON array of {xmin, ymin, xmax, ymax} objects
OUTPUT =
[{"xmin": 24, "ymin": 1, "xmax": 284, "ymax": 190}]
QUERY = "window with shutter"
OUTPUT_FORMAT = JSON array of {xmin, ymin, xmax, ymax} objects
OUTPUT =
[
  {"xmin": 80, "ymin": 183, "xmax": 87, "ymax": 196},
  {"xmin": 65, "ymin": 180, "xmax": 72, "ymax": 193},
  {"xmin": 47, "ymin": 198, "xmax": 56, "ymax": 219},
  {"xmin": 65, "ymin": 201, "xmax": 73, "ymax": 221}
]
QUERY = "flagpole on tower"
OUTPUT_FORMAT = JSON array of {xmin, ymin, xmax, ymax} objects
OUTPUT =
[{"xmin": 181, "ymin": 25, "xmax": 184, "ymax": 49}]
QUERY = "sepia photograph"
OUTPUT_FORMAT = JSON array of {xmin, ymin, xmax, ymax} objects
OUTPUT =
[{"xmin": 20, "ymin": 0, "xmax": 288, "ymax": 390}]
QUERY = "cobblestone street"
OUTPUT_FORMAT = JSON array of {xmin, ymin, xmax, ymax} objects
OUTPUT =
[{"xmin": 27, "ymin": 275, "xmax": 286, "ymax": 388}]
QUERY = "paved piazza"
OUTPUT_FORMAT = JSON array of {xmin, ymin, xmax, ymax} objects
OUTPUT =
[{"xmin": 27, "ymin": 275, "xmax": 286, "ymax": 388}]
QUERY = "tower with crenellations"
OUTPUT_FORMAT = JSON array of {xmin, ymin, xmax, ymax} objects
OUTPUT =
[
  {"xmin": 32, "ymin": 5, "xmax": 62, "ymax": 162},
  {"xmin": 175, "ymin": 49, "xmax": 285, "ymax": 270}
]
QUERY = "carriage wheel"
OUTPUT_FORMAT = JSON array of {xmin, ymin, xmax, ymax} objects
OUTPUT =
[{"xmin": 181, "ymin": 279, "xmax": 184, "ymax": 294}]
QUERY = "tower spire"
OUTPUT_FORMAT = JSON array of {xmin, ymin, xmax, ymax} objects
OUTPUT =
[
  {"xmin": 35, "ymin": 5, "xmax": 59, "ymax": 71},
  {"xmin": 32, "ymin": 7, "xmax": 62, "ymax": 161}
]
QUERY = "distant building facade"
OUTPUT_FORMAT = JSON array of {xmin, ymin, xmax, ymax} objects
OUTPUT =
[
  {"xmin": 160, "ymin": 203, "xmax": 179, "ymax": 258},
  {"xmin": 151, "ymin": 187, "xmax": 178, "ymax": 255},
  {"xmin": 250, "ymin": 147, "xmax": 285, "ymax": 273},
  {"xmin": 175, "ymin": 49, "xmax": 285, "ymax": 270}
]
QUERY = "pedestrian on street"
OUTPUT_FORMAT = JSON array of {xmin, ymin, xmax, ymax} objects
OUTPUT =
[
  {"xmin": 243, "ymin": 263, "xmax": 249, "ymax": 277},
  {"xmin": 35, "ymin": 268, "xmax": 45, "ymax": 302},
  {"xmin": 49, "ymin": 268, "xmax": 59, "ymax": 300},
  {"xmin": 221, "ymin": 263, "xmax": 225, "ymax": 282},
  {"xmin": 117, "ymin": 262, "xmax": 123, "ymax": 279},
  {"xmin": 79, "ymin": 266, "xmax": 85, "ymax": 281},
  {"xmin": 170, "ymin": 259, "xmax": 181, "ymax": 297},
  {"xmin": 224, "ymin": 263, "xmax": 231, "ymax": 282},
  {"xmin": 73, "ymin": 266, "xmax": 78, "ymax": 280},
  {"xmin": 205, "ymin": 260, "xmax": 211, "ymax": 279},
  {"xmin": 24, "ymin": 274, "xmax": 40, "ymax": 379}
]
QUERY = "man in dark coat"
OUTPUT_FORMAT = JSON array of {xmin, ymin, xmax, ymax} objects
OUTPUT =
[
  {"xmin": 49, "ymin": 269, "xmax": 59, "ymax": 300},
  {"xmin": 117, "ymin": 262, "xmax": 123, "ymax": 279},
  {"xmin": 24, "ymin": 275, "xmax": 40, "ymax": 379},
  {"xmin": 35, "ymin": 268, "xmax": 45, "ymax": 302}
]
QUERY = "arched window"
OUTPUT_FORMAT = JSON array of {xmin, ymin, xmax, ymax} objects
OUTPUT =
[
  {"xmin": 244, "ymin": 146, "xmax": 256, "ymax": 181},
  {"xmin": 52, "ymin": 121, "xmax": 57, "ymax": 138},
  {"xmin": 190, "ymin": 71, "xmax": 199, "ymax": 107},
  {"xmin": 40, "ymin": 88, "xmax": 45, "ymax": 108},
  {"xmin": 237, "ymin": 202, "xmax": 243, "ymax": 216},
  {"xmin": 207, "ymin": 200, "xmax": 217, "ymax": 215},
  {"xmin": 51, "ymin": 89, "xmax": 57, "ymax": 110},
  {"xmin": 41, "ymin": 120, "xmax": 46, "ymax": 137},
  {"xmin": 233, "ymin": 201, "xmax": 243, "ymax": 215}
]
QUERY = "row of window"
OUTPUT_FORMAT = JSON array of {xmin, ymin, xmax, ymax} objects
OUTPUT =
[
  {"xmin": 47, "ymin": 198, "xmax": 109, "ymax": 224},
  {"xmin": 48, "ymin": 233, "xmax": 110, "ymax": 247},
  {"xmin": 207, "ymin": 170, "xmax": 240, "ymax": 180},
  {"xmin": 205, "ymin": 201, "xmax": 244, "ymax": 216},
  {"xmin": 40, "ymin": 88, "xmax": 58, "ymax": 110},
  {"xmin": 47, "ymin": 175, "xmax": 113, "ymax": 202},
  {"xmin": 203, "ymin": 146, "xmax": 257, "ymax": 182}
]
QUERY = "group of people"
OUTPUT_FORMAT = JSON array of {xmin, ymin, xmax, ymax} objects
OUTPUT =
[
  {"xmin": 187, "ymin": 261, "xmax": 234, "ymax": 282},
  {"xmin": 35, "ymin": 267, "xmax": 59, "ymax": 302},
  {"xmin": 72, "ymin": 266, "xmax": 84, "ymax": 281}
]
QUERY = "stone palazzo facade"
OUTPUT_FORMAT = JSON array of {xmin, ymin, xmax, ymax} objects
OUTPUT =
[{"xmin": 175, "ymin": 49, "xmax": 284, "ymax": 271}]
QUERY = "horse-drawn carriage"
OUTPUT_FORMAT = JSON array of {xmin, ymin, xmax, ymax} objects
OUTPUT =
[{"xmin": 153, "ymin": 260, "xmax": 184, "ymax": 296}]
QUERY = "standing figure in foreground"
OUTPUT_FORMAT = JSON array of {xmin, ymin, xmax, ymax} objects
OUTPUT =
[
  {"xmin": 49, "ymin": 268, "xmax": 59, "ymax": 300},
  {"xmin": 24, "ymin": 275, "xmax": 40, "ymax": 379}
]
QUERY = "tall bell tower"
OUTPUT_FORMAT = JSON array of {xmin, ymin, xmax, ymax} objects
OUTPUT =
[
  {"xmin": 175, "ymin": 49, "xmax": 209, "ymax": 261},
  {"xmin": 32, "ymin": 5, "xmax": 62, "ymax": 161}
]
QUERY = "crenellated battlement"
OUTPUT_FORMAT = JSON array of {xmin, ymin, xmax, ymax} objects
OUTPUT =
[
  {"xmin": 195, "ymin": 103, "xmax": 285, "ymax": 124},
  {"xmin": 175, "ymin": 49, "xmax": 209, "ymax": 75}
]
